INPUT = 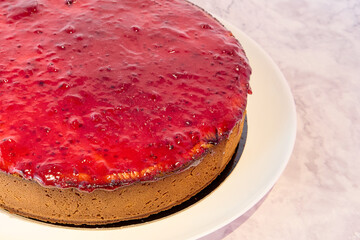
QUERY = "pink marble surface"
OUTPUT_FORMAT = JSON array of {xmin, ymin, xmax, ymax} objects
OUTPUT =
[{"xmin": 187, "ymin": 0, "xmax": 360, "ymax": 239}]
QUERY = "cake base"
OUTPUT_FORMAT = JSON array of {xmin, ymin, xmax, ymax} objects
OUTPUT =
[{"xmin": 0, "ymin": 115, "xmax": 246, "ymax": 226}]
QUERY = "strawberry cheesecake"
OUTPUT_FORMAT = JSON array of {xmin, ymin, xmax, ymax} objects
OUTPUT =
[{"xmin": 0, "ymin": 0, "xmax": 251, "ymax": 225}]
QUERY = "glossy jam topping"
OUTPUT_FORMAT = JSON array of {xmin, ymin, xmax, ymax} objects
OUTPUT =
[{"xmin": 0, "ymin": 0, "xmax": 251, "ymax": 191}]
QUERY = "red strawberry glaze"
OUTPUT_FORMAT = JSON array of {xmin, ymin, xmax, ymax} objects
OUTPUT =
[{"xmin": 0, "ymin": 0, "xmax": 251, "ymax": 191}]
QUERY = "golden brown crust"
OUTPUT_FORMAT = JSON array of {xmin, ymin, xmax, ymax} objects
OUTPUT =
[{"xmin": 0, "ymin": 114, "xmax": 245, "ymax": 225}]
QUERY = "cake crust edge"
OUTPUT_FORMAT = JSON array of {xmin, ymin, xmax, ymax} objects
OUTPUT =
[{"xmin": 0, "ymin": 113, "xmax": 245, "ymax": 225}]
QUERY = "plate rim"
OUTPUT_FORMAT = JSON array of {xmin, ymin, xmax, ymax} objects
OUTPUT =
[{"xmin": 0, "ymin": 18, "xmax": 297, "ymax": 240}]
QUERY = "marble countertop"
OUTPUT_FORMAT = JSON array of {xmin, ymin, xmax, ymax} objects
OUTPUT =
[{"xmin": 187, "ymin": 0, "xmax": 360, "ymax": 239}]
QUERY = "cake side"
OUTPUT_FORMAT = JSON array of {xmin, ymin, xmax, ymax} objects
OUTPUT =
[{"xmin": 0, "ymin": 114, "xmax": 245, "ymax": 225}]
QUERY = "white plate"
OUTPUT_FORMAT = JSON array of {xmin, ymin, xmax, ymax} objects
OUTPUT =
[{"xmin": 0, "ymin": 19, "xmax": 296, "ymax": 240}]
